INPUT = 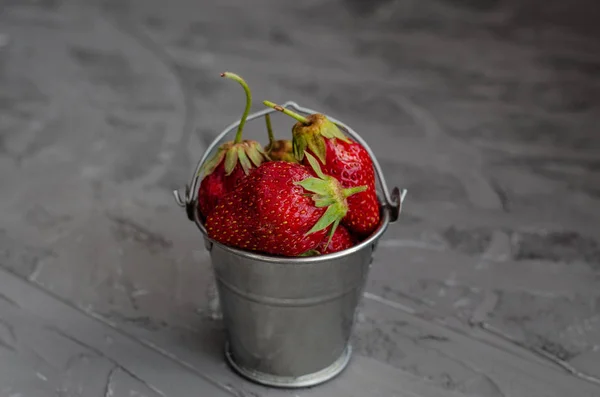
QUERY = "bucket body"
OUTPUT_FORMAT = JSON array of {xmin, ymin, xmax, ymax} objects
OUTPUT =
[{"xmin": 204, "ymin": 210, "xmax": 389, "ymax": 388}]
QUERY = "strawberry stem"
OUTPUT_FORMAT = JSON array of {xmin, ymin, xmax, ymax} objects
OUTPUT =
[
  {"xmin": 265, "ymin": 113, "xmax": 275, "ymax": 146},
  {"xmin": 221, "ymin": 72, "xmax": 252, "ymax": 144},
  {"xmin": 263, "ymin": 100, "xmax": 310, "ymax": 125}
]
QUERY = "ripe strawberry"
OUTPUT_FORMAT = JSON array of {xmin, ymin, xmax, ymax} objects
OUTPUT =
[
  {"xmin": 315, "ymin": 224, "xmax": 356, "ymax": 255},
  {"xmin": 197, "ymin": 72, "xmax": 268, "ymax": 219},
  {"xmin": 263, "ymin": 101, "xmax": 380, "ymax": 237},
  {"xmin": 263, "ymin": 113, "xmax": 297, "ymax": 163},
  {"xmin": 205, "ymin": 154, "xmax": 366, "ymax": 256}
]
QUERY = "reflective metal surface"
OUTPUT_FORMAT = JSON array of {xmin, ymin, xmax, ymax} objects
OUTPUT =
[{"xmin": 201, "ymin": 208, "xmax": 390, "ymax": 387}]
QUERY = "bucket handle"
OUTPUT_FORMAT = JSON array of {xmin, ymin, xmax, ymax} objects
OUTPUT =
[{"xmin": 174, "ymin": 101, "xmax": 407, "ymax": 227}]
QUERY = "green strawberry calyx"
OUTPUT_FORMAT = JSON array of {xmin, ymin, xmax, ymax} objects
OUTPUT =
[
  {"xmin": 295, "ymin": 152, "xmax": 366, "ymax": 250},
  {"xmin": 199, "ymin": 140, "xmax": 268, "ymax": 177},
  {"xmin": 198, "ymin": 73, "xmax": 268, "ymax": 178},
  {"xmin": 298, "ymin": 249, "xmax": 320, "ymax": 257},
  {"xmin": 263, "ymin": 100, "xmax": 350, "ymax": 164},
  {"xmin": 264, "ymin": 113, "xmax": 297, "ymax": 163}
]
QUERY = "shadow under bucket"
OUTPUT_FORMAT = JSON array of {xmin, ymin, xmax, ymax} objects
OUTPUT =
[{"xmin": 174, "ymin": 102, "xmax": 407, "ymax": 388}]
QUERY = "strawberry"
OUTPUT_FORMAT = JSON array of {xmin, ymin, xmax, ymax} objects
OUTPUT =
[
  {"xmin": 315, "ymin": 224, "xmax": 356, "ymax": 255},
  {"xmin": 197, "ymin": 72, "xmax": 268, "ymax": 219},
  {"xmin": 263, "ymin": 101, "xmax": 380, "ymax": 237},
  {"xmin": 205, "ymin": 154, "xmax": 366, "ymax": 256},
  {"xmin": 263, "ymin": 113, "xmax": 297, "ymax": 163}
]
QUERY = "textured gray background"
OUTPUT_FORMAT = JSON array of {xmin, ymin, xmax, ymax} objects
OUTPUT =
[{"xmin": 1, "ymin": 0, "xmax": 599, "ymax": 396}]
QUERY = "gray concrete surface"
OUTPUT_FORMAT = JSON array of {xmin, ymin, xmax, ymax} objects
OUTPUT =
[{"xmin": 1, "ymin": 0, "xmax": 599, "ymax": 396}]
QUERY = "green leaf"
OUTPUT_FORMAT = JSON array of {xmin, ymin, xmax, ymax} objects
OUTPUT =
[
  {"xmin": 224, "ymin": 148, "xmax": 239, "ymax": 175},
  {"xmin": 292, "ymin": 134, "xmax": 307, "ymax": 161},
  {"xmin": 246, "ymin": 144, "xmax": 265, "ymax": 167},
  {"xmin": 259, "ymin": 145, "xmax": 272, "ymax": 161},
  {"xmin": 304, "ymin": 152, "xmax": 326, "ymax": 179},
  {"xmin": 299, "ymin": 249, "xmax": 320, "ymax": 257},
  {"xmin": 306, "ymin": 203, "xmax": 345, "ymax": 235},
  {"xmin": 342, "ymin": 185, "xmax": 367, "ymax": 198},
  {"xmin": 312, "ymin": 196, "xmax": 337, "ymax": 208},
  {"xmin": 321, "ymin": 219, "xmax": 340, "ymax": 252},
  {"xmin": 307, "ymin": 135, "xmax": 327, "ymax": 164},
  {"xmin": 237, "ymin": 146, "xmax": 253, "ymax": 175},
  {"xmin": 295, "ymin": 177, "xmax": 330, "ymax": 195},
  {"xmin": 199, "ymin": 148, "xmax": 226, "ymax": 177},
  {"xmin": 321, "ymin": 119, "xmax": 350, "ymax": 143}
]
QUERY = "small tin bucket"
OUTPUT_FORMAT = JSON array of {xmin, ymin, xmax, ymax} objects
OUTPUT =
[{"xmin": 174, "ymin": 102, "xmax": 406, "ymax": 388}]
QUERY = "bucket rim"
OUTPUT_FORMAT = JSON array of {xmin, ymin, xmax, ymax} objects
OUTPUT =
[{"xmin": 193, "ymin": 203, "xmax": 390, "ymax": 264}]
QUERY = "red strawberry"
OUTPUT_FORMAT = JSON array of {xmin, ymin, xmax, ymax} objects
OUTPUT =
[
  {"xmin": 197, "ymin": 72, "xmax": 268, "ymax": 219},
  {"xmin": 205, "ymin": 154, "xmax": 366, "ymax": 256},
  {"xmin": 263, "ymin": 101, "xmax": 380, "ymax": 237},
  {"xmin": 315, "ymin": 224, "xmax": 356, "ymax": 255}
]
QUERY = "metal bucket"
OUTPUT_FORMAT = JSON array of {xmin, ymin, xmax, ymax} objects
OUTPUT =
[{"xmin": 174, "ymin": 102, "xmax": 407, "ymax": 388}]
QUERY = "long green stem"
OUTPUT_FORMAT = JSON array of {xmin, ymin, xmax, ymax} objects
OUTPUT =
[
  {"xmin": 263, "ymin": 100, "xmax": 310, "ymax": 125},
  {"xmin": 221, "ymin": 72, "xmax": 252, "ymax": 144},
  {"xmin": 265, "ymin": 114, "xmax": 275, "ymax": 146}
]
